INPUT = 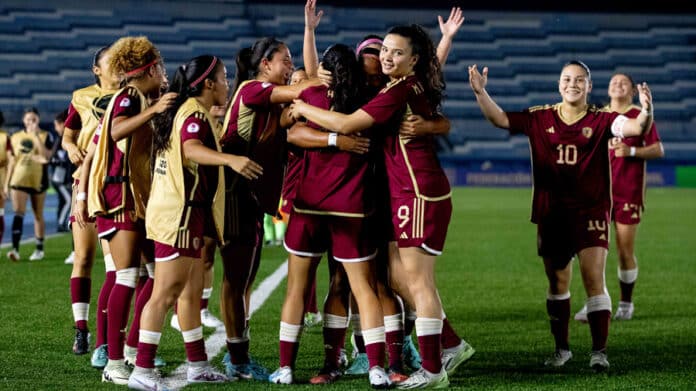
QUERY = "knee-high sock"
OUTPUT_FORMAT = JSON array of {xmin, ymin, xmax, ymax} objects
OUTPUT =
[
  {"xmin": 126, "ymin": 276, "xmax": 154, "ymax": 349},
  {"xmin": 96, "ymin": 254, "xmax": 116, "ymax": 347},
  {"xmin": 70, "ymin": 277, "xmax": 91, "ymax": 330},
  {"xmin": 546, "ymin": 292, "xmax": 571, "ymax": 351},
  {"xmin": 107, "ymin": 267, "xmax": 138, "ymax": 360},
  {"xmin": 11, "ymin": 214, "xmax": 23, "ymax": 250}
]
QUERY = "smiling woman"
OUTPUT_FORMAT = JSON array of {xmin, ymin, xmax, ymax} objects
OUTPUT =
[{"xmin": 468, "ymin": 60, "xmax": 655, "ymax": 371}]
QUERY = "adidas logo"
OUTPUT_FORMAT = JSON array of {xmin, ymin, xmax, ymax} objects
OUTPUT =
[
  {"xmin": 599, "ymin": 233, "xmax": 606, "ymax": 241},
  {"xmin": 400, "ymin": 232, "xmax": 408, "ymax": 239}
]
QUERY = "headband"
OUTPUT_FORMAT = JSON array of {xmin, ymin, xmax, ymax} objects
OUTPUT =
[
  {"xmin": 190, "ymin": 57, "xmax": 218, "ymax": 88},
  {"xmin": 356, "ymin": 38, "xmax": 383, "ymax": 58},
  {"xmin": 125, "ymin": 59, "xmax": 159, "ymax": 77}
]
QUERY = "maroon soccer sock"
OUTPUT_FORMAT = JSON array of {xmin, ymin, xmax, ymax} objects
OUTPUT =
[
  {"xmin": 96, "ymin": 270, "xmax": 116, "ymax": 347},
  {"xmin": 182, "ymin": 327, "xmax": 207, "ymax": 363},
  {"xmin": 384, "ymin": 313, "xmax": 404, "ymax": 370},
  {"xmin": 416, "ymin": 318, "xmax": 443, "ymax": 373},
  {"xmin": 70, "ymin": 277, "xmax": 91, "ymax": 330},
  {"xmin": 107, "ymin": 275, "xmax": 136, "ymax": 360},
  {"xmin": 441, "ymin": 317, "xmax": 461, "ymax": 350},
  {"xmin": 226, "ymin": 338, "xmax": 250, "ymax": 365},
  {"xmin": 322, "ymin": 323, "xmax": 347, "ymax": 369},
  {"xmin": 135, "ymin": 330, "xmax": 161, "ymax": 369},
  {"xmin": 127, "ymin": 277, "xmax": 154, "ymax": 349},
  {"xmin": 546, "ymin": 298, "xmax": 570, "ymax": 351},
  {"xmin": 587, "ymin": 310, "xmax": 611, "ymax": 352},
  {"xmin": 279, "ymin": 322, "xmax": 302, "ymax": 368}
]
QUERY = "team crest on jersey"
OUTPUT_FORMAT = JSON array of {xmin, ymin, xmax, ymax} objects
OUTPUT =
[
  {"xmin": 20, "ymin": 139, "xmax": 34, "ymax": 154},
  {"xmin": 120, "ymin": 97, "xmax": 131, "ymax": 108},
  {"xmin": 582, "ymin": 127, "xmax": 593, "ymax": 138},
  {"xmin": 546, "ymin": 126, "xmax": 555, "ymax": 134},
  {"xmin": 187, "ymin": 122, "xmax": 200, "ymax": 133}
]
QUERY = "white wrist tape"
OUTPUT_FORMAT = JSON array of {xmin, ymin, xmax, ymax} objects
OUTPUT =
[
  {"xmin": 629, "ymin": 146, "xmax": 636, "ymax": 157},
  {"xmin": 328, "ymin": 132, "xmax": 338, "ymax": 147},
  {"xmin": 76, "ymin": 192, "xmax": 87, "ymax": 201}
]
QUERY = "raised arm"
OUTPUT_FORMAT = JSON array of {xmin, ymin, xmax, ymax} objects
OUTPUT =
[
  {"xmin": 469, "ymin": 65, "xmax": 510, "ymax": 129},
  {"xmin": 436, "ymin": 7, "xmax": 464, "ymax": 66},
  {"xmin": 616, "ymin": 82, "xmax": 654, "ymax": 138},
  {"xmin": 291, "ymin": 99, "xmax": 374, "ymax": 135},
  {"xmin": 303, "ymin": 0, "xmax": 323, "ymax": 77},
  {"xmin": 110, "ymin": 92, "xmax": 177, "ymax": 142}
]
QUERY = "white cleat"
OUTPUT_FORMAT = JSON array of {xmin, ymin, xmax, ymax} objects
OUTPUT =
[
  {"xmin": 128, "ymin": 366, "xmax": 171, "ymax": 390},
  {"xmin": 574, "ymin": 305, "xmax": 588, "ymax": 323},
  {"xmin": 29, "ymin": 250, "xmax": 44, "ymax": 261},
  {"xmin": 441, "ymin": 339, "xmax": 475, "ymax": 375},
  {"xmin": 589, "ymin": 351, "xmax": 610, "ymax": 372},
  {"xmin": 102, "ymin": 359, "xmax": 131, "ymax": 385},
  {"xmin": 544, "ymin": 349, "xmax": 573, "ymax": 367},
  {"xmin": 397, "ymin": 367, "xmax": 448, "ymax": 389},
  {"xmin": 268, "ymin": 366, "xmax": 293, "ymax": 384},
  {"xmin": 7, "ymin": 249, "xmax": 20, "ymax": 262},
  {"xmin": 64, "ymin": 251, "xmax": 75, "ymax": 264},
  {"xmin": 614, "ymin": 301, "xmax": 634, "ymax": 320},
  {"xmin": 187, "ymin": 361, "xmax": 229, "ymax": 383},
  {"xmin": 368, "ymin": 366, "xmax": 393, "ymax": 389},
  {"xmin": 200, "ymin": 309, "xmax": 224, "ymax": 328}
]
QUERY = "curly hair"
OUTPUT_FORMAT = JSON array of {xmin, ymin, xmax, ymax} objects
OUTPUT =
[
  {"xmin": 321, "ymin": 44, "xmax": 366, "ymax": 113},
  {"xmin": 108, "ymin": 36, "xmax": 161, "ymax": 80},
  {"xmin": 152, "ymin": 55, "xmax": 221, "ymax": 156},
  {"xmin": 386, "ymin": 24, "xmax": 445, "ymax": 111}
]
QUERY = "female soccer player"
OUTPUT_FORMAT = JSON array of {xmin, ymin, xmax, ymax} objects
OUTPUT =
[
  {"xmin": 219, "ymin": 36, "xmax": 319, "ymax": 381},
  {"xmin": 6, "ymin": 107, "xmax": 54, "ymax": 262},
  {"xmin": 61, "ymin": 46, "xmax": 120, "ymax": 362},
  {"xmin": 468, "ymin": 61, "xmax": 654, "ymax": 371},
  {"xmin": 77, "ymin": 36, "xmax": 176, "ymax": 385},
  {"xmin": 128, "ymin": 55, "xmax": 257, "ymax": 390},
  {"xmin": 575, "ymin": 72, "xmax": 664, "ymax": 323},
  {"xmin": 291, "ymin": 24, "xmax": 456, "ymax": 388},
  {"xmin": 269, "ymin": 43, "xmax": 392, "ymax": 388}
]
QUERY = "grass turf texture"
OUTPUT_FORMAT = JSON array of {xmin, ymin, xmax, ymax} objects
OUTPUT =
[{"xmin": 0, "ymin": 187, "xmax": 694, "ymax": 390}]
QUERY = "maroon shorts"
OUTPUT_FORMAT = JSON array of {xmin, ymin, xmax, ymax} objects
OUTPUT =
[
  {"xmin": 537, "ymin": 207, "xmax": 610, "ymax": 267},
  {"xmin": 612, "ymin": 201, "xmax": 642, "ymax": 225},
  {"xmin": 154, "ymin": 208, "xmax": 215, "ymax": 261},
  {"xmin": 284, "ymin": 211, "xmax": 376, "ymax": 262},
  {"xmin": 96, "ymin": 210, "xmax": 144, "ymax": 239},
  {"xmin": 391, "ymin": 196, "xmax": 452, "ymax": 255}
]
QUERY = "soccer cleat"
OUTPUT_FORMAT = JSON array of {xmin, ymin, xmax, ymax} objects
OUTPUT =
[
  {"xmin": 387, "ymin": 367, "xmax": 409, "ymax": 384},
  {"xmin": 91, "ymin": 344, "xmax": 108, "ymax": 369},
  {"xmin": 102, "ymin": 359, "xmax": 131, "ymax": 385},
  {"xmin": 154, "ymin": 355, "xmax": 167, "ymax": 367},
  {"xmin": 309, "ymin": 366, "xmax": 342, "ymax": 384},
  {"xmin": 345, "ymin": 352, "xmax": 369, "ymax": 375},
  {"xmin": 368, "ymin": 366, "xmax": 392, "ymax": 389},
  {"xmin": 187, "ymin": 361, "xmax": 229, "ymax": 383},
  {"xmin": 402, "ymin": 335, "xmax": 422, "ymax": 370},
  {"xmin": 441, "ymin": 339, "xmax": 475, "ymax": 375},
  {"xmin": 589, "ymin": 351, "xmax": 610, "ymax": 372},
  {"xmin": 544, "ymin": 349, "xmax": 573, "ymax": 367},
  {"xmin": 268, "ymin": 366, "xmax": 293, "ymax": 384},
  {"xmin": 125, "ymin": 346, "xmax": 166, "ymax": 368},
  {"xmin": 304, "ymin": 312, "xmax": 323, "ymax": 328},
  {"xmin": 128, "ymin": 366, "xmax": 171, "ymax": 391},
  {"xmin": 225, "ymin": 358, "xmax": 270, "ymax": 381},
  {"xmin": 7, "ymin": 249, "xmax": 20, "ymax": 262},
  {"xmin": 64, "ymin": 251, "xmax": 75, "ymax": 264},
  {"xmin": 614, "ymin": 301, "xmax": 634, "ymax": 320},
  {"xmin": 200, "ymin": 309, "xmax": 224, "ymax": 328},
  {"xmin": 29, "ymin": 250, "xmax": 44, "ymax": 261},
  {"xmin": 397, "ymin": 367, "xmax": 449, "ymax": 389},
  {"xmin": 72, "ymin": 327, "xmax": 90, "ymax": 355},
  {"xmin": 170, "ymin": 314, "xmax": 181, "ymax": 332},
  {"xmin": 574, "ymin": 305, "xmax": 589, "ymax": 323}
]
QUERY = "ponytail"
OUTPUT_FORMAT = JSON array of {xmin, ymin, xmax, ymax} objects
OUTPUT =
[
  {"xmin": 232, "ymin": 47, "xmax": 254, "ymax": 94},
  {"xmin": 232, "ymin": 37, "xmax": 285, "ymax": 94}
]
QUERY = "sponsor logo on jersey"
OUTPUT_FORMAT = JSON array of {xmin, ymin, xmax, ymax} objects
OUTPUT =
[
  {"xmin": 400, "ymin": 232, "xmax": 408, "ymax": 239},
  {"xmin": 187, "ymin": 122, "xmax": 200, "ymax": 133},
  {"xmin": 261, "ymin": 82, "xmax": 272, "ymax": 88}
]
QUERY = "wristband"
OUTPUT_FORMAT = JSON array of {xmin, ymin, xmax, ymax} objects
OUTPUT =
[
  {"xmin": 629, "ymin": 146, "xmax": 636, "ymax": 157},
  {"xmin": 76, "ymin": 192, "xmax": 87, "ymax": 201},
  {"xmin": 328, "ymin": 132, "xmax": 338, "ymax": 147},
  {"xmin": 641, "ymin": 108, "xmax": 652, "ymax": 116}
]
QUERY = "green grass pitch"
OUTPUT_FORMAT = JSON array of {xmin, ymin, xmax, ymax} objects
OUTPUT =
[{"xmin": 0, "ymin": 187, "xmax": 694, "ymax": 390}]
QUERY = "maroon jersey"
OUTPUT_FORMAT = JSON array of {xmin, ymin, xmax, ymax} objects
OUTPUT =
[
  {"xmin": 103, "ymin": 89, "xmax": 141, "ymax": 211},
  {"xmin": 280, "ymin": 145, "xmax": 303, "ymax": 214},
  {"xmin": 65, "ymin": 103, "xmax": 82, "ymax": 130},
  {"xmin": 610, "ymin": 105, "xmax": 661, "ymax": 208},
  {"xmin": 221, "ymin": 80, "xmax": 286, "ymax": 215},
  {"xmin": 361, "ymin": 75, "xmax": 450, "ymax": 200},
  {"xmin": 180, "ymin": 115, "xmax": 218, "ymax": 204},
  {"xmin": 293, "ymin": 85, "xmax": 371, "ymax": 215},
  {"xmin": 507, "ymin": 104, "xmax": 621, "ymax": 223}
]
